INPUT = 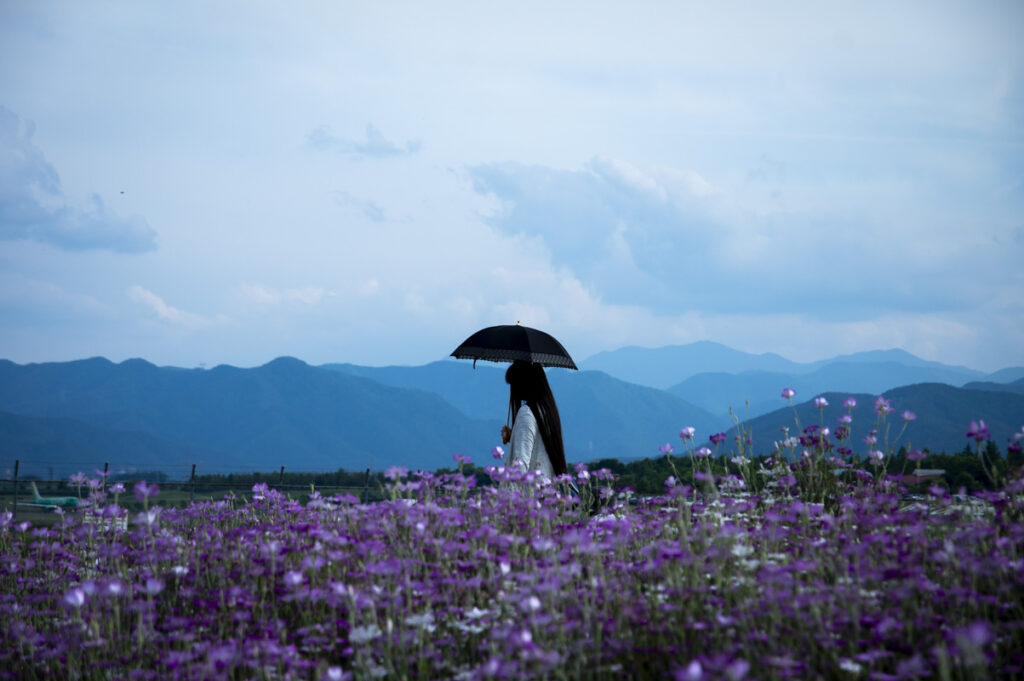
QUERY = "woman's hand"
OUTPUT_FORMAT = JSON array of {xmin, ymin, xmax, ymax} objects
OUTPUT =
[{"xmin": 501, "ymin": 425, "xmax": 511, "ymax": 444}]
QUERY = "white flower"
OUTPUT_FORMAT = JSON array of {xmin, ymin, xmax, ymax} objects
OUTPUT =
[
  {"xmin": 521, "ymin": 595, "xmax": 542, "ymax": 612},
  {"xmin": 349, "ymin": 624, "xmax": 382, "ymax": 644},
  {"xmin": 839, "ymin": 659, "xmax": 862, "ymax": 674},
  {"xmin": 64, "ymin": 587, "xmax": 86, "ymax": 608},
  {"xmin": 404, "ymin": 612, "xmax": 436, "ymax": 632}
]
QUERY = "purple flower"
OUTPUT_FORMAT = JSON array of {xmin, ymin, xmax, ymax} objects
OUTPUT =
[
  {"xmin": 843, "ymin": 397, "xmax": 857, "ymax": 409},
  {"xmin": 874, "ymin": 396, "xmax": 893, "ymax": 415},
  {"xmin": 781, "ymin": 388, "xmax": 796, "ymax": 400},
  {"xmin": 452, "ymin": 453, "xmax": 472, "ymax": 465},
  {"xmin": 674, "ymin": 660, "xmax": 703, "ymax": 681},
  {"xmin": 695, "ymin": 447, "xmax": 712, "ymax": 458},
  {"xmin": 837, "ymin": 414, "xmax": 852, "ymax": 425},
  {"xmin": 709, "ymin": 432, "xmax": 727, "ymax": 446},
  {"xmin": 491, "ymin": 446, "xmax": 505, "ymax": 460},
  {"xmin": 384, "ymin": 466, "xmax": 408, "ymax": 481},
  {"xmin": 133, "ymin": 480, "xmax": 159, "ymax": 502},
  {"xmin": 679, "ymin": 426, "xmax": 696, "ymax": 440},
  {"xmin": 868, "ymin": 450, "xmax": 884, "ymax": 464},
  {"xmin": 813, "ymin": 396, "xmax": 829, "ymax": 408},
  {"xmin": 967, "ymin": 420, "xmax": 989, "ymax": 443},
  {"xmin": 64, "ymin": 587, "xmax": 86, "ymax": 609},
  {"xmin": 902, "ymin": 410, "xmax": 916, "ymax": 422},
  {"xmin": 659, "ymin": 443, "xmax": 675, "ymax": 455},
  {"xmin": 907, "ymin": 448, "xmax": 926, "ymax": 462}
]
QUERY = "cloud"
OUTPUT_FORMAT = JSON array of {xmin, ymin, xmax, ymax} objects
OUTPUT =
[
  {"xmin": 333, "ymin": 190, "xmax": 387, "ymax": 222},
  {"xmin": 238, "ymin": 283, "xmax": 338, "ymax": 306},
  {"xmin": 468, "ymin": 157, "xmax": 726, "ymax": 311},
  {"xmin": 467, "ymin": 156, "xmax": 1012, "ymax": 320},
  {"xmin": 0, "ymin": 106, "xmax": 157, "ymax": 253},
  {"xmin": 128, "ymin": 285, "xmax": 215, "ymax": 327},
  {"xmin": 308, "ymin": 124, "xmax": 421, "ymax": 159}
]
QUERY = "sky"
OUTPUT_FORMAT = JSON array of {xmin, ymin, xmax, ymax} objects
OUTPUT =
[{"xmin": 1, "ymin": 1, "xmax": 1022, "ymax": 373}]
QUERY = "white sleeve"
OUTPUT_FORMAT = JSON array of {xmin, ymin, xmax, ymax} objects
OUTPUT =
[{"xmin": 507, "ymin": 405, "xmax": 538, "ymax": 471}]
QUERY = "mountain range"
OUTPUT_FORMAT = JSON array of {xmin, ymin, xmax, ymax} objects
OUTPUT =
[
  {"xmin": 583, "ymin": 342, "xmax": 1024, "ymax": 421},
  {"xmin": 1, "ymin": 343, "xmax": 1021, "ymax": 479}
]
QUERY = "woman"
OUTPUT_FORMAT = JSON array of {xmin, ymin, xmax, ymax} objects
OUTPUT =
[{"xmin": 500, "ymin": 360, "xmax": 568, "ymax": 478}]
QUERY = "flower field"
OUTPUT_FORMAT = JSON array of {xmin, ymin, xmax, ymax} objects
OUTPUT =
[{"xmin": 2, "ymin": 408, "xmax": 1024, "ymax": 680}]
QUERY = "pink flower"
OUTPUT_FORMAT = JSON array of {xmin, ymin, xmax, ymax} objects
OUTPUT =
[
  {"xmin": 814, "ymin": 396, "xmax": 829, "ymax": 408},
  {"xmin": 843, "ymin": 397, "xmax": 857, "ymax": 409},
  {"xmin": 695, "ymin": 447, "xmax": 712, "ymax": 458},
  {"xmin": 901, "ymin": 410, "xmax": 916, "ymax": 422},
  {"xmin": 967, "ymin": 420, "xmax": 989, "ymax": 443},
  {"xmin": 874, "ymin": 396, "xmax": 893, "ymax": 415},
  {"xmin": 679, "ymin": 427, "xmax": 696, "ymax": 440},
  {"xmin": 659, "ymin": 443, "xmax": 675, "ymax": 455},
  {"xmin": 781, "ymin": 388, "xmax": 796, "ymax": 400},
  {"xmin": 837, "ymin": 414, "xmax": 852, "ymax": 425}
]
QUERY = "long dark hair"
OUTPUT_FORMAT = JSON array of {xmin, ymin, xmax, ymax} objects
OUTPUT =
[{"xmin": 505, "ymin": 360, "xmax": 567, "ymax": 476}]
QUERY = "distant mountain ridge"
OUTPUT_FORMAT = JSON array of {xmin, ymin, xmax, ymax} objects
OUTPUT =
[
  {"xmin": 736, "ymin": 383, "xmax": 1024, "ymax": 458},
  {"xmin": 2, "ymin": 343, "xmax": 1021, "ymax": 478},
  {"xmin": 0, "ymin": 356, "xmax": 723, "ymax": 478},
  {"xmin": 581, "ymin": 342, "xmax": 1023, "ymax": 421},
  {"xmin": 0, "ymin": 357, "xmax": 496, "ymax": 478}
]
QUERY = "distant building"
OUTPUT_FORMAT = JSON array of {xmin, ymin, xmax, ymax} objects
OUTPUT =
[{"xmin": 897, "ymin": 469, "xmax": 946, "ymax": 485}]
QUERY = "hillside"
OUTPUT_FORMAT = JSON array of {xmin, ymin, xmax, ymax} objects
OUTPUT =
[
  {"xmin": 668, "ymin": 361, "xmax": 1001, "ymax": 420},
  {"xmin": 0, "ymin": 410, "xmax": 237, "ymax": 479},
  {"xmin": 323, "ymin": 361, "xmax": 727, "ymax": 461},
  {"xmin": 0, "ymin": 357, "xmax": 726, "ymax": 476},
  {"xmin": 734, "ymin": 383, "xmax": 1024, "ymax": 457},
  {"xmin": 0, "ymin": 357, "xmax": 496, "ymax": 475}
]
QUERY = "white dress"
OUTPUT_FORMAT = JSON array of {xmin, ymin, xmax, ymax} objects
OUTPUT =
[{"xmin": 505, "ymin": 404, "xmax": 555, "ymax": 477}]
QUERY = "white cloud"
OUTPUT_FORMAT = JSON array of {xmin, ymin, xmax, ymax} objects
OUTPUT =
[
  {"xmin": 128, "ymin": 285, "xmax": 217, "ymax": 328},
  {"xmin": 238, "ymin": 283, "xmax": 337, "ymax": 306}
]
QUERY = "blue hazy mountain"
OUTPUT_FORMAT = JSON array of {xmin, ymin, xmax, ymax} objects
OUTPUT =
[
  {"xmin": 580, "ymin": 341, "xmax": 804, "ymax": 389},
  {"xmin": 0, "ymin": 357, "xmax": 496, "ymax": 475},
  {"xmin": 666, "ymin": 361, "xmax": 1012, "ymax": 421},
  {"xmin": 0, "ymin": 356, "xmax": 725, "ymax": 475},
  {"xmin": 735, "ymin": 383, "xmax": 1024, "ymax": 458},
  {"xmin": 322, "ymin": 360, "xmax": 727, "ymax": 461},
  {"xmin": 0, "ymin": 409, "xmax": 239, "ymax": 479},
  {"xmin": 579, "ymin": 342, "xmax": 1014, "ymax": 393},
  {"xmin": 963, "ymin": 377, "xmax": 1024, "ymax": 396}
]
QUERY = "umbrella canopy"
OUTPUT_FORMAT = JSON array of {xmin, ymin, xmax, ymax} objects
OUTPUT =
[{"xmin": 451, "ymin": 325, "xmax": 578, "ymax": 370}]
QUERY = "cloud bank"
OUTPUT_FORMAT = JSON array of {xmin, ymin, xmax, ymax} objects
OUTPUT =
[
  {"xmin": 0, "ymin": 106, "xmax": 157, "ymax": 253},
  {"xmin": 468, "ymin": 155, "xmax": 1014, "ymax": 321}
]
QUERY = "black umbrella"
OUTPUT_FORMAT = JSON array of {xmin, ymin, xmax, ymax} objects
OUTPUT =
[{"xmin": 450, "ymin": 324, "xmax": 578, "ymax": 370}]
